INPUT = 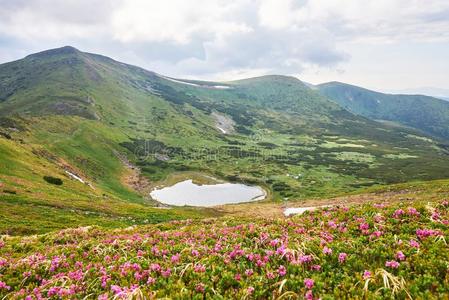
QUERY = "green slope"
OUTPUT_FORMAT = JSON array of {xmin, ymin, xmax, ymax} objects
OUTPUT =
[
  {"xmin": 1, "ymin": 46, "xmax": 449, "ymax": 234},
  {"xmin": 317, "ymin": 81, "xmax": 449, "ymax": 140}
]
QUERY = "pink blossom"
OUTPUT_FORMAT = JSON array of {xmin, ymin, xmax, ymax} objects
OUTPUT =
[
  {"xmin": 161, "ymin": 268, "xmax": 171, "ymax": 278},
  {"xmin": 0, "ymin": 281, "xmax": 10, "ymax": 290},
  {"xmin": 323, "ymin": 246, "xmax": 332, "ymax": 255},
  {"xmin": 363, "ymin": 270, "xmax": 371, "ymax": 279},
  {"xmin": 396, "ymin": 251, "xmax": 406, "ymax": 261},
  {"xmin": 359, "ymin": 222, "xmax": 369, "ymax": 230},
  {"xmin": 305, "ymin": 290, "xmax": 314, "ymax": 300},
  {"xmin": 385, "ymin": 260, "xmax": 400, "ymax": 269},
  {"xmin": 338, "ymin": 253, "xmax": 347, "ymax": 263},
  {"xmin": 245, "ymin": 269, "xmax": 254, "ymax": 277},
  {"xmin": 409, "ymin": 240, "xmax": 420, "ymax": 248},
  {"xmin": 234, "ymin": 273, "xmax": 241, "ymax": 281},
  {"xmin": 304, "ymin": 278, "xmax": 314, "ymax": 289},
  {"xmin": 407, "ymin": 207, "xmax": 420, "ymax": 216},
  {"xmin": 194, "ymin": 264, "xmax": 206, "ymax": 273},
  {"xmin": 392, "ymin": 209, "xmax": 405, "ymax": 218},
  {"xmin": 278, "ymin": 265, "xmax": 287, "ymax": 276},
  {"xmin": 266, "ymin": 272, "xmax": 275, "ymax": 279},
  {"xmin": 171, "ymin": 253, "xmax": 180, "ymax": 264},
  {"xmin": 311, "ymin": 264, "xmax": 321, "ymax": 271},
  {"xmin": 299, "ymin": 254, "xmax": 313, "ymax": 264},
  {"xmin": 147, "ymin": 277, "xmax": 156, "ymax": 285},
  {"xmin": 195, "ymin": 283, "xmax": 205, "ymax": 293},
  {"xmin": 98, "ymin": 293, "xmax": 108, "ymax": 300},
  {"xmin": 247, "ymin": 287, "xmax": 255, "ymax": 295}
]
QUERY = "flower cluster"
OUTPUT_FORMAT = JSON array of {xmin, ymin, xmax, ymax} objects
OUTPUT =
[{"xmin": 0, "ymin": 201, "xmax": 447, "ymax": 299}]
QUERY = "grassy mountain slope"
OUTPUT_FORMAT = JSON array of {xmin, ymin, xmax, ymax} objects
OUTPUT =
[
  {"xmin": 2, "ymin": 46, "xmax": 449, "ymax": 234},
  {"xmin": 317, "ymin": 81, "xmax": 449, "ymax": 140}
]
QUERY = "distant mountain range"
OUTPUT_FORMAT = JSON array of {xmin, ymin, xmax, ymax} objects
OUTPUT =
[
  {"xmin": 317, "ymin": 81, "xmax": 449, "ymax": 140},
  {"xmin": 386, "ymin": 87, "xmax": 449, "ymax": 101}
]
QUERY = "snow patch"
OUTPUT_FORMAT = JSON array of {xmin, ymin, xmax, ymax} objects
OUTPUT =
[{"xmin": 284, "ymin": 205, "xmax": 331, "ymax": 216}]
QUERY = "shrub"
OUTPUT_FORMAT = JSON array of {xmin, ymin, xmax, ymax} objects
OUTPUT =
[{"xmin": 43, "ymin": 176, "xmax": 63, "ymax": 185}]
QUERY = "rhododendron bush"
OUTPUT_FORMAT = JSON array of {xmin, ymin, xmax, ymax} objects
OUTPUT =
[{"xmin": 0, "ymin": 201, "xmax": 448, "ymax": 299}]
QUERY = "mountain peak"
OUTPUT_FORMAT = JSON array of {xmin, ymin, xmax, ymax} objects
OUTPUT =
[{"xmin": 26, "ymin": 46, "xmax": 81, "ymax": 59}]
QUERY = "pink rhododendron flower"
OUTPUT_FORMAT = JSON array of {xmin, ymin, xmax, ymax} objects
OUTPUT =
[
  {"xmin": 195, "ymin": 283, "xmax": 205, "ymax": 293},
  {"xmin": 407, "ymin": 207, "xmax": 420, "ymax": 217},
  {"xmin": 323, "ymin": 246, "xmax": 332, "ymax": 255},
  {"xmin": 247, "ymin": 287, "xmax": 255, "ymax": 295},
  {"xmin": 409, "ymin": 240, "xmax": 420, "ymax": 248},
  {"xmin": 304, "ymin": 278, "xmax": 314, "ymax": 289},
  {"xmin": 305, "ymin": 290, "xmax": 314, "ymax": 300},
  {"xmin": 396, "ymin": 251, "xmax": 406, "ymax": 261},
  {"xmin": 385, "ymin": 260, "xmax": 400, "ymax": 268},
  {"xmin": 392, "ymin": 209, "xmax": 405, "ymax": 218},
  {"xmin": 338, "ymin": 253, "xmax": 347, "ymax": 263},
  {"xmin": 278, "ymin": 265, "xmax": 287, "ymax": 276},
  {"xmin": 0, "ymin": 281, "xmax": 10, "ymax": 290}
]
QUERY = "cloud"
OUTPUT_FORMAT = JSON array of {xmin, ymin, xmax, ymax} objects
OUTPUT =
[{"xmin": 0, "ymin": 0, "xmax": 448, "ymax": 80}]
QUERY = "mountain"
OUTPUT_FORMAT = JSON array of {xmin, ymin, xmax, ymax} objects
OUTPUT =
[
  {"xmin": 2, "ymin": 46, "xmax": 449, "ymax": 234},
  {"xmin": 386, "ymin": 87, "xmax": 449, "ymax": 101},
  {"xmin": 317, "ymin": 81, "xmax": 449, "ymax": 140}
]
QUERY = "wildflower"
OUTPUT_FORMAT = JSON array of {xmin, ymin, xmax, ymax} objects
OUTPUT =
[
  {"xmin": 194, "ymin": 264, "xmax": 206, "ymax": 273},
  {"xmin": 409, "ymin": 240, "xmax": 420, "ymax": 248},
  {"xmin": 385, "ymin": 260, "xmax": 400, "ymax": 269},
  {"xmin": 363, "ymin": 270, "xmax": 371, "ymax": 279},
  {"xmin": 416, "ymin": 228, "xmax": 440, "ymax": 239},
  {"xmin": 407, "ymin": 207, "xmax": 420, "ymax": 216},
  {"xmin": 304, "ymin": 278, "xmax": 314, "ymax": 289},
  {"xmin": 323, "ymin": 246, "xmax": 332, "ymax": 255},
  {"xmin": 171, "ymin": 253, "xmax": 180, "ymax": 264},
  {"xmin": 0, "ymin": 240, "xmax": 4, "ymax": 248},
  {"xmin": 392, "ymin": 209, "xmax": 405, "ymax": 218},
  {"xmin": 278, "ymin": 265, "xmax": 287, "ymax": 276},
  {"xmin": 396, "ymin": 251, "xmax": 406, "ymax": 261},
  {"xmin": 305, "ymin": 290, "xmax": 314, "ymax": 300},
  {"xmin": 299, "ymin": 254, "xmax": 313, "ymax": 264},
  {"xmin": 234, "ymin": 273, "xmax": 241, "ymax": 281},
  {"xmin": 311, "ymin": 264, "xmax": 321, "ymax": 271},
  {"xmin": 247, "ymin": 287, "xmax": 255, "ymax": 295},
  {"xmin": 147, "ymin": 277, "xmax": 156, "ymax": 285},
  {"xmin": 98, "ymin": 294, "xmax": 108, "ymax": 300},
  {"xmin": 161, "ymin": 268, "xmax": 171, "ymax": 278},
  {"xmin": 245, "ymin": 269, "xmax": 254, "ymax": 277},
  {"xmin": 195, "ymin": 283, "xmax": 205, "ymax": 293},
  {"xmin": 359, "ymin": 222, "xmax": 369, "ymax": 230},
  {"xmin": 266, "ymin": 272, "xmax": 275, "ymax": 279},
  {"xmin": 338, "ymin": 253, "xmax": 347, "ymax": 263},
  {"xmin": 0, "ymin": 281, "xmax": 10, "ymax": 290},
  {"xmin": 191, "ymin": 249, "xmax": 199, "ymax": 256}
]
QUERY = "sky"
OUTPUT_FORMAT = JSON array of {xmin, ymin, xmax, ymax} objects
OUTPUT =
[{"xmin": 0, "ymin": 0, "xmax": 448, "ymax": 94}]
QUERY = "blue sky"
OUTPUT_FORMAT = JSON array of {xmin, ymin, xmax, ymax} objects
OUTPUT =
[{"xmin": 0, "ymin": 0, "xmax": 448, "ymax": 94}]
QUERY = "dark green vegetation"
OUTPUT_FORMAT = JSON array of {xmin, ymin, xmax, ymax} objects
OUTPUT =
[
  {"xmin": 1, "ymin": 46, "xmax": 449, "ymax": 234},
  {"xmin": 317, "ymin": 81, "xmax": 449, "ymax": 140}
]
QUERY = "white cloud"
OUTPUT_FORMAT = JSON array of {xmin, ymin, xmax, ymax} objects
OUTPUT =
[{"xmin": 0, "ymin": 0, "xmax": 448, "ymax": 87}]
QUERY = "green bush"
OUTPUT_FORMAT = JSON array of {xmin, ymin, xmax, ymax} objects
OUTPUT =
[{"xmin": 43, "ymin": 176, "xmax": 63, "ymax": 185}]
